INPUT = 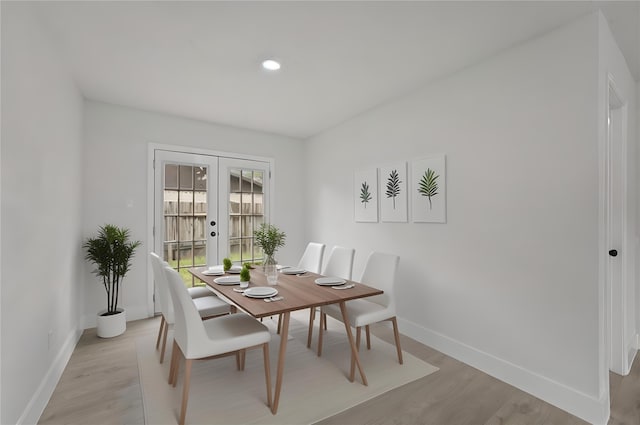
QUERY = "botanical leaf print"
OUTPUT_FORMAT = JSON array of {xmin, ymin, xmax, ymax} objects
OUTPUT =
[{"xmin": 418, "ymin": 168, "xmax": 439, "ymax": 210}]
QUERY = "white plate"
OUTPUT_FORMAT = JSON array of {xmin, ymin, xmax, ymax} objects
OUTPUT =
[
  {"xmin": 213, "ymin": 276, "xmax": 241, "ymax": 285},
  {"xmin": 243, "ymin": 287, "xmax": 278, "ymax": 298},
  {"xmin": 315, "ymin": 277, "xmax": 347, "ymax": 286},
  {"xmin": 202, "ymin": 270, "xmax": 224, "ymax": 276},
  {"xmin": 276, "ymin": 265, "xmax": 291, "ymax": 271},
  {"xmin": 281, "ymin": 268, "xmax": 306, "ymax": 275},
  {"xmin": 227, "ymin": 265, "xmax": 243, "ymax": 274}
]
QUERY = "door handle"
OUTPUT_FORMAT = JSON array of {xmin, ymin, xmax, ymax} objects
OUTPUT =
[
  {"xmin": 609, "ymin": 249, "xmax": 618, "ymax": 257},
  {"xmin": 210, "ymin": 231, "xmax": 217, "ymax": 237}
]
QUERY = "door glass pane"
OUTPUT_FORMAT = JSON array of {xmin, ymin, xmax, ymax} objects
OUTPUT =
[
  {"xmin": 230, "ymin": 169, "xmax": 240, "ymax": 192},
  {"xmin": 229, "ymin": 216, "xmax": 240, "ymax": 238},
  {"xmin": 253, "ymin": 171, "xmax": 263, "ymax": 193},
  {"xmin": 194, "ymin": 166, "xmax": 207, "ymax": 190},
  {"xmin": 229, "ymin": 193, "xmax": 240, "ymax": 214},
  {"xmin": 165, "ymin": 165, "xmax": 178, "ymax": 189},
  {"xmin": 179, "ymin": 165, "xmax": 193, "ymax": 189}
]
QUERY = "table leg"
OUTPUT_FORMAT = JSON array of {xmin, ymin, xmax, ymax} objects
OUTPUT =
[
  {"xmin": 271, "ymin": 311, "xmax": 290, "ymax": 414},
  {"xmin": 339, "ymin": 301, "xmax": 368, "ymax": 386}
]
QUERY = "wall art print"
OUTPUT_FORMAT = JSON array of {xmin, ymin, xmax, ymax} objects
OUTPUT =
[
  {"xmin": 411, "ymin": 155, "xmax": 446, "ymax": 223},
  {"xmin": 380, "ymin": 162, "xmax": 408, "ymax": 222},
  {"xmin": 354, "ymin": 168, "xmax": 378, "ymax": 222}
]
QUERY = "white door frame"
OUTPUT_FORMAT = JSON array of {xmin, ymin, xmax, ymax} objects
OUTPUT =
[{"xmin": 146, "ymin": 142, "xmax": 275, "ymax": 317}]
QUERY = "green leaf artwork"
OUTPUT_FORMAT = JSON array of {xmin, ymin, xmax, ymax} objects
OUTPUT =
[
  {"xmin": 386, "ymin": 169, "xmax": 402, "ymax": 209},
  {"xmin": 418, "ymin": 168, "xmax": 439, "ymax": 210},
  {"xmin": 359, "ymin": 181, "xmax": 372, "ymax": 208}
]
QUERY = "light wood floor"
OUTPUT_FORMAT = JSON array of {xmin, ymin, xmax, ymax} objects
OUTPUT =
[{"xmin": 39, "ymin": 316, "xmax": 639, "ymax": 425}]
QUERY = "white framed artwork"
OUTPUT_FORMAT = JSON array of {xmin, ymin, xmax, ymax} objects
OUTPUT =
[
  {"xmin": 354, "ymin": 168, "xmax": 378, "ymax": 222},
  {"xmin": 411, "ymin": 154, "xmax": 446, "ymax": 223},
  {"xmin": 380, "ymin": 162, "xmax": 408, "ymax": 222}
]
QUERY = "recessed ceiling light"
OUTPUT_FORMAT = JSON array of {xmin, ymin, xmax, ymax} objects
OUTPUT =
[{"xmin": 261, "ymin": 59, "xmax": 281, "ymax": 71}]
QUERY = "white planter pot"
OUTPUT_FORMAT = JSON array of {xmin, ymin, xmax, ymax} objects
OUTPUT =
[{"xmin": 96, "ymin": 308, "xmax": 126, "ymax": 338}]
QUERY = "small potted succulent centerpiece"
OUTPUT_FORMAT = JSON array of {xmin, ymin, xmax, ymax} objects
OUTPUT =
[
  {"xmin": 84, "ymin": 224, "xmax": 141, "ymax": 338},
  {"xmin": 223, "ymin": 257, "xmax": 232, "ymax": 272},
  {"xmin": 254, "ymin": 223, "xmax": 286, "ymax": 285},
  {"xmin": 239, "ymin": 265, "xmax": 251, "ymax": 289}
]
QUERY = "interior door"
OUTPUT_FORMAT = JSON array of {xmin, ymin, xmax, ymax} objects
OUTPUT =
[
  {"xmin": 153, "ymin": 150, "xmax": 219, "ymax": 294},
  {"xmin": 606, "ymin": 85, "xmax": 627, "ymax": 375}
]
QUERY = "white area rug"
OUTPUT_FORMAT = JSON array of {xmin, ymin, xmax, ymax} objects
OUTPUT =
[{"xmin": 137, "ymin": 311, "xmax": 438, "ymax": 425}]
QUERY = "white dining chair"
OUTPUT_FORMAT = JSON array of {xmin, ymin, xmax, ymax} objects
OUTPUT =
[
  {"xmin": 150, "ymin": 253, "xmax": 213, "ymax": 299},
  {"xmin": 164, "ymin": 265, "xmax": 272, "ymax": 425},
  {"xmin": 149, "ymin": 252, "xmax": 232, "ymax": 363},
  {"xmin": 274, "ymin": 242, "xmax": 326, "ymax": 334},
  {"xmin": 307, "ymin": 246, "xmax": 355, "ymax": 348},
  {"xmin": 297, "ymin": 242, "xmax": 326, "ymax": 273},
  {"xmin": 317, "ymin": 251, "xmax": 403, "ymax": 366}
]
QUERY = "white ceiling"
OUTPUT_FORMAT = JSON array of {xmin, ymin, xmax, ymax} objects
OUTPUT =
[{"xmin": 31, "ymin": 1, "xmax": 640, "ymax": 139}]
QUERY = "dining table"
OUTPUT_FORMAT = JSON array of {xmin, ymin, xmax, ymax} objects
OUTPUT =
[{"xmin": 189, "ymin": 266, "xmax": 383, "ymax": 414}]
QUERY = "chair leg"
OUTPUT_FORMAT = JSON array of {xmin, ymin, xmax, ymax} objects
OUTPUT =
[
  {"xmin": 240, "ymin": 349, "xmax": 246, "ymax": 371},
  {"xmin": 159, "ymin": 321, "xmax": 170, "ymax": 364},
  {"xmin": 170, "ymin": 341, "xmax": 181, "ymax": 387},
  {"xmin": 365, "ymin": 325, "xmax": 371, "ymax": 350},
  {"xmin": 307, "ymin": 308, "xmax": 316, "ymax": 348},
  {"xmin": 179, "ymin": 359, "xmax": 193, "ymax": 425},
  {"xmin": 263, "ymin": 343, "xmax": 272, "ymax": 408},
  {"xmin": 168, "ymin": 340, "xmax": 177, "ymax": 385},
  {"xmin": 317, "ymin": 312, "xmax": 324, "ymax": 357},
  {"xmin": 156, "ymin": 316, "xmax": 165, "ymax": 350},
  {"xmin": 356, "ymin": 327, "xmax": 361, "ymax": 352},
  {"xmin": 391, "ymin": 317, "xmax": 403, "ymax": 365},
  {"xmin": 277, "ymin": 314, "xmax": 282, "ymax": 334}
]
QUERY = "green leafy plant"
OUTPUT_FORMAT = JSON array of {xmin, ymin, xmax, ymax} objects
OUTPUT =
[
  {"xmin": 254, "ymin": 223, "xmax": 286, "ymax": 257},
  {"xmin": 243, "ymin": 262, "xmax": 254, "ymax": 269},
  {"xmin": 386, "ymin": 169, "xmax": 402, "ymax": 209},
  {"xmin": 84, "ymin": 224, "xmax": 141, "ymax": 316},
  {"xmin": 418, "ymin": 168, "xmax": 440, "ymax": 210},
  {"xmin": 360, "ymin": 181, "xmax": 372, "ymax": 208},
  {"xmin": 223, "ymin": 257, "xmax": 232, "ymax": 271},
  {"xmin": 240, "ymin": 265, "xmax": 251, "ymax": 282}
]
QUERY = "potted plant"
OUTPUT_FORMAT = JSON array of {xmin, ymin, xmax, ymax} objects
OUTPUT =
[
  {"xmin": 254, "ymin": 223, "xmax": 286, "ymax": 284},
  {"xmin": 84, "ymin": 224, "xmax": 141, "ymax": 338},
  {"xmin": 223, "ymin": 257, "xmax": 232, "ymax": 272},
  {"xmin": 239, "ymin": 265, "xmax": 251, "ymax": 289}
]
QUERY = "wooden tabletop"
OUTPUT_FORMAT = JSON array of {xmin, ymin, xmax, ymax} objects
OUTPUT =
[{"xmin": 189, "ymin": 266, "xmax": 383, "ymax": 318}]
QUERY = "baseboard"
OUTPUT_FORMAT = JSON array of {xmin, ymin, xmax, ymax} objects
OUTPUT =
[
  {"xmin": 398, "ymin": 317, "xmax": 610, "ymax": 425},
  {"xmin": 17, "ymin": 327, "xmax": 83, "ymax": 425}
]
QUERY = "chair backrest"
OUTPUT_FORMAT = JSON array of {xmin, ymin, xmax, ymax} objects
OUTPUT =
[
  {"xmin": 358, "ymin": 252, "xmax": 399, "ymax": 308},
  {"xmin": 163, "ymin": 265, "xmax": 212, "ymax": 359},
  {"xmin": 149, "ymin": 252, "xmax": 174, "ymax": 324},
  {"xmin": 322, "ymin": 246, "xmax": 355, "ymax": 280},
  {"xmin": 297, "ymin": 242, "xmax": 325, "ymax": 273}
]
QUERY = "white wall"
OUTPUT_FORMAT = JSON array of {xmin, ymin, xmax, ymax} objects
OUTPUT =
[
  {"xmin": 1, "ymin": 3, "xmax": 85, "ymax": 424},
  {"xmin": 597, "ymin": 12, "xmax": 638, "ymax": 378},
  {"xmin": 305, "ymin": 13, "xmax": 609, "ymax": 424},
  {"xmin": 82, "ymin": 101, "xmax": 306, "ymax": 327}
]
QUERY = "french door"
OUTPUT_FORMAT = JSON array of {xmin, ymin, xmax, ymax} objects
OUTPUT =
[{"xmin": 152, "ymin": 149, "xmax": 270, "ymax": 310}]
